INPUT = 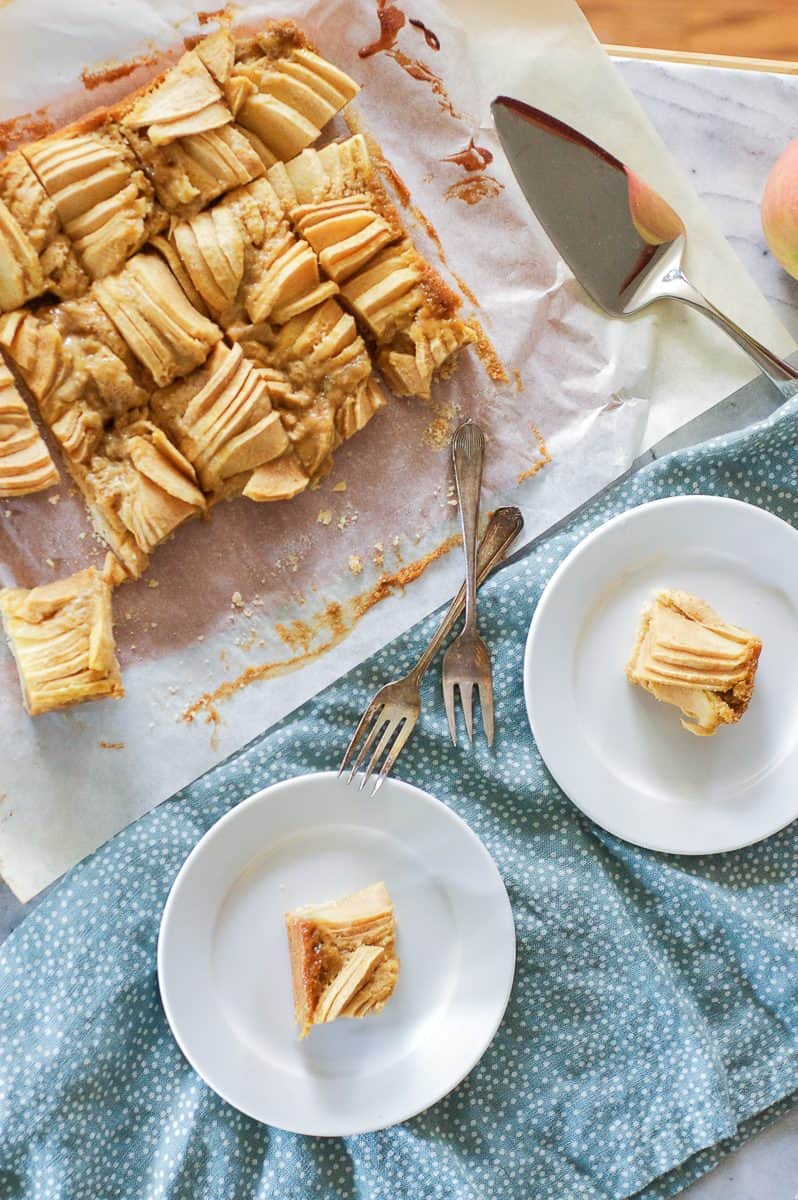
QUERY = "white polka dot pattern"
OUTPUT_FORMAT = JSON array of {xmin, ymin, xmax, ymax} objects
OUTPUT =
[{"xmin": 0, "ymin": 400, "xmax": 797, "ymax": 1200}]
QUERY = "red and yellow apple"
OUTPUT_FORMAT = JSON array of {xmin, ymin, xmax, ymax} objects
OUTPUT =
[{"xmin": 762, "ymin": 137, "xmax": 798, "ymax": 280}]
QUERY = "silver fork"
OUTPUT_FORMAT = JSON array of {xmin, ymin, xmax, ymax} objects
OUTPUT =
[
  {"xmin": 442, "ymin": 419, "xmax": 493, "ymax": 746},
  {"xmin": 339, "ymin": 504, "xmax": 523, "ymax": 794}
]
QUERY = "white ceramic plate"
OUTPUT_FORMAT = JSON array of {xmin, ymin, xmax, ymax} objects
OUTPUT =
[
  {"xmin": 158, "ymin": 771, "xmax": 515, "ymax": 1136},
  {"xmin": 524, "ymin": 496, "xmax": 798, "ymax": 855}
]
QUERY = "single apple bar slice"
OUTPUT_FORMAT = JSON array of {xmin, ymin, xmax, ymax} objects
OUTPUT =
[
  {"xmin": 285, "ymin": 881, "xmax": 399, "ymax": 1038},
  {"xmin": 626, "ymin": 589, "xmax": 762, "ymax": 736},
  {"xmin": 0, "ymin": 557, "xmax": 124, "ymax": 716}
]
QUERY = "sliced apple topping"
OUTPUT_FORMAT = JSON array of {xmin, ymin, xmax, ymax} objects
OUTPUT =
[
  {"xmin": 336, "ymin": 376, "xmax": 386, "ymax": 441},
  {"xmin": 23, "ymin": 127, "xmax": 163, "ymax": 279},
  {"xmin": 0, "ymin": 361, "xmax": 58, "ymax": 496},
  {"xmin": 341, "ymin": 242, "xmax": 426, "ymax": 342},
  {"xmin": 235, "ymin": 296, "xmax": 380, "ymax": 481},
  {"xmin": 233, "ymin": 44, "xmax": 359, "ymax": 166},
  {"xmin": 0, "ymin": 152, "xmax": 88, "ymax": 304},
  {"xmin": 170, "ymin": 206, "xmax": 247, "ymax": 317},
  {"xmin": 121, "ymin": 48, "xmax": 233, "ymax": 146},
  {"xmin": 0, "ymin": 309, "xmax": 73, "ymax": 415},
  {"xmin": 246, "ymin": 233, "xmax": 338, "ymax": 324},
  {"xmin": 152, "ymin": 341, "xmax": 290, "ymax": 500},
  {"xmin": 0, "ymin": 199, "xmax": 45, "ymax": 310},
  {"xmin": 94, "ymin": 253, "xmax": 222, "ymax": 386},
  {"xmin": 291, "ymin": 195, "xmax": 396, "ymax": 282},
  {"xmin": 378, "ymin": 317, "xmax": 475, "ymax": 402},
  {"xmin": 0, "ymin": 564, "xmax": 123, "ymax": 716},
  {"xmin": 88, "ymin": 421, "xmax": 206, "ymax": 563},
  {"xmin": 242, "ymin": 449, "xmax": 309, "ymax": 502}
]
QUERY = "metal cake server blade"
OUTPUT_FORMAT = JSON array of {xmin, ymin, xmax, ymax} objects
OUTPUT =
[{"xmin": 491, "ymin": 96, "xmax": 798, "ymax": 399}]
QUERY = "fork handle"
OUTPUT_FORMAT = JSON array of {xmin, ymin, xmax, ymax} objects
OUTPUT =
[
  {"xmin": 410, "ymin": 506, "xmax": 523, "ymax": 683},
  {"xmin": 451, "ymin": 419, "xmax": 486, "ymax": 634}
]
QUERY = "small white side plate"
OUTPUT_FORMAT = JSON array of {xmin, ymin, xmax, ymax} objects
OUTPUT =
[
  {"xmin": 158, "ymin": 772, "xmax": 515, "ymax": 1136},
  {"xmin": 524, "ymin": 496, "xmax": 798, "ymax": 855}
]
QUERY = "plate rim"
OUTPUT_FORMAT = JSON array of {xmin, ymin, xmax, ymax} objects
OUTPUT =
[
  {"xmin": 524, "ymin": 494, "xmax": 798, "ymax": 856},
  {"xmin": 157, "ymin": 769, "xmax": 516, "ymax": 1135}
]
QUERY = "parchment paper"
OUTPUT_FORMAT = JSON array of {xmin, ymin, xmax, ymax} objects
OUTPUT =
[{"xmin": 0, "ymin": 0, "xmax": 794, "ymax": 900}]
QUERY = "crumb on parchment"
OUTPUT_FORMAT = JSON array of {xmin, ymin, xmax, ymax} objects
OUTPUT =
[
  {"xmin": 231, "ymin": 591, "xmax": 244, "ymax": 608},
  {"xmin": 317, "ymin": 509, "xmax": 332, "ymax": 525},
  {"xmin": 332, "ymin": 481, "xmax": 347, "ymax": 492},
  {"xmin": 348, "ymin": 555, "xmax": 363, "ymax": 576}
]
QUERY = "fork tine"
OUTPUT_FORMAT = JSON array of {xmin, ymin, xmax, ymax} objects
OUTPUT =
[
  {"xmin": 479, "ymin": 677, "xmax": 495, "ymax": 747},
  {"xmin": 345, "ymin": 704, "xmax": 388, "ymax": 783},
  {"xmin": 371, "ymin": 717, "xmax": 415, "ymax": 796},
  {"xmin": 359, "ymin": 717, "xmax": 400, "ymax": 792},
  {"xmin": 460, "ymin": 681, "xmax": 475, "ymax": 743},
  {"xmin": 339, "ymin": 699, "xmax": 383, "ymax": 777},
  {"xmin": 442, "ymin": 677, "xmax": 458, "ymax": 746}
]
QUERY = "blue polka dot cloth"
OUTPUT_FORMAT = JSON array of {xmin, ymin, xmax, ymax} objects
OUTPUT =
[{"xmin": 1, "ymin": 396, "xmax": 798, "ymax": 1200}]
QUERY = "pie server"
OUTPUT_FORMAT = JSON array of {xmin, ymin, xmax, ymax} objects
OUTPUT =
[{"xmin": 491, "ymin": 95, "xmax": 798, "ymax": 417}]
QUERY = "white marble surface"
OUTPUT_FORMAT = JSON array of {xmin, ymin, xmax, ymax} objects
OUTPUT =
[{"xmin": 2, "ymin": 51, "xmax": 798, "ymax": 1200}]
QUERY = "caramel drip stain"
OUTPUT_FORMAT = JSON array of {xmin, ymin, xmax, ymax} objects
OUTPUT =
[
  {"xmin": 0, "ymin": 107, "xmax": 53, "ymax": 154},
  {"xmin": 275, "ymin": 618, "xmax": 314, "ymax": 655},
  {"xmin": 182, "ymin": 541, "xmax": 461, "ymax": 725},
  {"xmin": 512, "ymin": 368, "xmax": 523, "ymax": 393},
  {"xmin": 99, "ymin": 740, "xmax": 124, "ymax": 750},
  {"xmin": 359, "ymin": 0, "xmax": 406, "ymax": 58},
  {"xmin": 444, "ymin": 177, "xmax": 504, "ymax": 206},
  {"xmin": 409, "ymin": 18, "xmax": 441, "ymax": 51},
  {"xmin": 387, "ymin": 49, "xmax": 460, "ymax": 119},
  {"xmin": 352, "ymin": 534, "xmax": 461, "ymax": 619},
  {"xmin": 517, "ymin": 423, "xmax": 552, "ymax": 485},
  {"xmin": 375, "ymin": 155, "xmax": 411, "ymax": 207},
  {"xmin": 442, "ymin": 138, "xmax": 493, "ymax": 172},
  {"xmin": 81, "ymin": 53, "xmax": 160, "ymax": 91}
]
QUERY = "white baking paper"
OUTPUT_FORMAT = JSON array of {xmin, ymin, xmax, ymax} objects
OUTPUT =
[{"xmin": 0, "ymin": 0, "xmax": 794, "ymax": 900}]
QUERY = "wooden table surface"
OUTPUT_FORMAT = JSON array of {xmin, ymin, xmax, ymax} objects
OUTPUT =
[{"xmin": 578, "ymin": 0, "xmax": 798, "ymax": 61}]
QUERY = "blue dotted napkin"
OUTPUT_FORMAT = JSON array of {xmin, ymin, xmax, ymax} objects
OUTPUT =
[{"xmin": 1, "ymin": 396, "xmax": 798, "ymax": 1200}]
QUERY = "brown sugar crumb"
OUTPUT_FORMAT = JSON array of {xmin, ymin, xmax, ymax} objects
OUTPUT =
[
  {"xmin": 422, "ymin": 401, "xmax": 460, "ymax": 451},
  {"xmin": 332, "ymin": 482, "xmax": 347, "ymax": 493},
  {"xmin": 197, "ymin": 6, "xmax": 232, "ymax": 25},
  {"xmin": 348, "ymin": 555, "xmax": 364, "ymax": 576},
  {"xmin": 517, "ymin": 423, "xmax": 552, "ymax": 485},
  {"xmin": 231, "ymin": 591, "xmax": 244, "ymax": 608},
  {"xmin": 99, "ymin": 740, "xmax": 124, "ymax": 750},
  {"xmin": 468, "ymin": 319, "xmax": 509, "ymax": 385},
  {"xmin": 317, "ymin": 509, "xmax": 333, "ymax": 526},
  {"xmin": 146, "ymin": 579, "xmax": 159, "ymax": 589}
]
